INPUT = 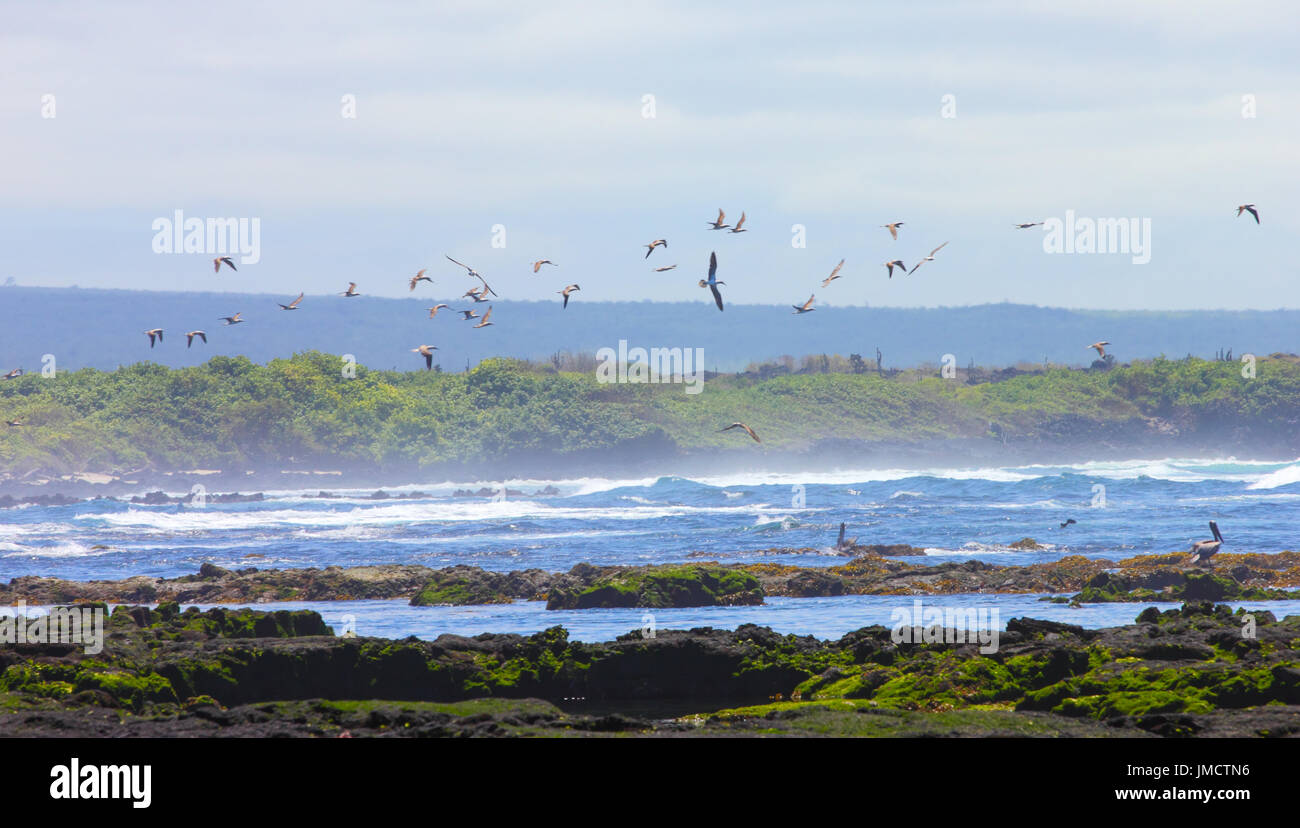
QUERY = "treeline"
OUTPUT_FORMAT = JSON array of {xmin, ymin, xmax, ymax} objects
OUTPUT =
[{"xmin": 1, "ymin": 351, "xmax": 1298, "ymax": 479}]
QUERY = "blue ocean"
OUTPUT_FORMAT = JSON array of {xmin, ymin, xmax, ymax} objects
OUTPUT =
[{"xmin": 4, "ymin": 457, "xmax": 1299, "ymax": 639}]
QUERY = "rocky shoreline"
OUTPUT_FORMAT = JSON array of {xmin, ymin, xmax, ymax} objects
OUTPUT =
[
  {"xmin": 5, "ymin": 551, "xmax": 1298, "ymax": 608},
  {"xmin": 1, "ymin": 601, "xmax": 1297, "ymax": 737}
]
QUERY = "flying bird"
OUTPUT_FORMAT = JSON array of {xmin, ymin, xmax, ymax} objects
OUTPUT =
[
  {"xmin": 882, "ymin": 222, "xmax": 904, "ymax": 240},
  {"xmin": 144, "ymin": 328, "xmax": 164, "ymax": 347},
  {"xmin": 1088, "ymin": 341, "xmax": 1110, "ymax": 358},
  {"xmin": 341, "ymin": 282, "xmax": 360, "ymax": 297},
  {"xmin": 427, "ymin": 304, "xmax": 450, "ymax": 318},
  {"xmin": 1187, "ymin": 521, "xmax": 1224, "ymax": 565},
  {"xmin": 707, "ymin": 209, "xmax": 729, "ymax": 230},
  {"xmin": 2, "ymin": 368, "xmax": 22, "ymax": 380},
  {"xmin": 698, "ymin": 251, "xmax": 725, "ymax": 311},
  {"xmin": 558, "ymin": 284, "xmax": 581, "ymax": 309},
  {"xmin": 409, "ymin": 269, "xmax": 433, "ymax": 291},
  {"xmin": 907, "ymin": 242, "xmax": 949, "ymax": 275},
  {"xmin": 186, "ymin": 331, "xmax": 207, "ymax": 348},
  {"xmin": 532, "ymin": 260, "xmax": 557, "ymax": 273},
  {"xmin": 1236, "ymin": 204, "xmax": 1259, "ymax": 224},
  {"xmin": 720, "ymin": 422, "xmax": 760, "ymax": 443},
  {"xmin": 277, "ymin": 292, "xmax": 304, "ymax": 310},
  {"xmin": 447, "ymin": 256, "xmax": 497, "ymax": 296},
  {"xmin": 1059, "ymin": 518, "xmax": 1077, "ymax": 529},
  {"xmin": 821, "ymin": 259, "xmax": 846, "ymax": 288},
  {"xmin": 644, "ymin": 239, "xmax": 668, "ymax": 259},
  {"xmin": 411, "ymin": 344, "xmax": 439, "ymax": 370},
  {"xmin": 884, "ymin": 260, "xmax": 906, "ymax": 279},
  {"xmin": 792, "ymin": 294, "xmax": 816, "ymax": 314},
  {"xmin": 463, "ymin": 286, "xmax": 490, "ymax": 303},
  {"xmin": 219, "ymin": 313, "xmax": 243, "ymax": 326},
  {"xmin": 653, "ymin": 265, "xmax": 677, "ymax": 272},
  {"xmin": 728, "ymin": 212, "xmax": 748, "ymax": 233},
  {"xmin": 1014, "ymin": 222, "xmax": 1044, "ymax": 229},
  {"xmin": 458, "ymin": 309, "xmax": 481, "ymax": 321},
  {"xmin": 213, "ymin": 256, "xmax": 237, "ymax": 273},
  {"xmin": 473, "ymin": 306, "xmax": 494, "ymax": 329}
]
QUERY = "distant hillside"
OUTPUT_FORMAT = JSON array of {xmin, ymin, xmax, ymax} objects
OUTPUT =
[
  {"xmin": 2, "ymin": 352, "xmax": 1298, "ymax": 489},
  {"xmin": 0, "ymin": 285, "xmax": 1296, "ymax": 374}
]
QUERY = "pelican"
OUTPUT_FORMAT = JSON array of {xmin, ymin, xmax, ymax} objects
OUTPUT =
[
  {"xmin": 1187, "ymin": 521, "xmax": 1224, "ymax": 564},
  {"xmin": 213, "ymin": 256, "xmax": 237, "ymax": 273},
  {"xmin": 884, "ymin": 260, "xmax": 906, "ymax": 279},
  {"xmin": 341, "ymin": 282, "xmax": 360, "ymax": 297},
  {"xmin": 1236, "ymin": 204, "xmax": 1259, "ymax": 224},
  {"xmin": 821, "ymin": 259, "xmax": 846, "ymax": 288},
  {"xmin": 427, "ymin": 304, "xmax": 450, "ymax": 318},
  {"xmin": 458, "ymin": 309, "xmax": 480, "ymax": 321},
  {"xmin": 463, "ymin": 286, "xmax": 490, "ymax": 303},
  {"xmin": 653, "ymin": 264, "xmax": 677, "ymax": 272},
  {"xmin": 144, "ymin": 328, "xmax": 164, "ymax": 347},
  {"xmin": 792, "ymin": 294, "xmax": 816, "ymax": 314},
  {"xmin": 644, "ymin": 239, "xmax": 668, "ymax": 259},
  {"xmin": 2, "ymin": 368, "xmax": 22, "ymax": 380},
  {"xmin": 720, "ymin": 422, "xmax": 760, "ymax": 443},
  {"xmin": 728, "ymin": 212, "xmax": 748, "ymax": 233},
  {"xmin": 219, "ymin": 313, "xmax": 243, "ymax": 326},
  {"xmin": 907, "ymin": 242, "xmax": 948, "ymax": 275},
  {"xmin": 186, "ymin": 331, "xmax": 207, "ymax": 348},
  {"xmin": 558, "ymin": 284, "xmax": 581, "ymax": 309},
  {"xmin": 532, "ymin": 260, "xmax": 557, "ymax": 273},
  {"xmin": 707, "ymin": 209, "xmax": 729, "ymax": 230},
  {"xmin": 1014, "ymin": 222, "xmax": 1044, "ymax": 229},
  {"xmin": 473, "ymin": 306, "xmax": 494, "ymax": 329},
  {"xmin": 277, "ymin": 292, "xmax": 304, "ymax": 310},
  {"xmin": 409, "ymin": 269, "xmax": 432, "ymax": 291},
  {"xmin": 411, "ymin": 344, "xmax": 439, "ymax": 370},
  {"xmin": 698, "ymin": 251, "xmax": 724, "ymax": 311},
  {"xmin": 1088, "ymin": 341, "xmax": 1110, "ymax": 358},
  {"xmin": 835, "ymin": 523, "xmax": 858, "ymax": 552},
  {"xmin": 882, "ymin": 222, "xmax": 904, "ymax": 240}
]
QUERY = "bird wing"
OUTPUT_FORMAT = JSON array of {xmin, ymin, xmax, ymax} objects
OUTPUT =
[
  {"xmin": 446, "ymin": 255, "xmax": 470, "ymax": 271},
  {"xmin": 1247, "ymin": 205, "xmax": 1259, "ymax": 223},
  {"xmin": 708, "ymin": 251, "xmax": 717, "ymax": 281},
  {"xmin": 734, "ymin": 212, "xmax": 746, "ymax": 230},
  {"xmin": 801, "ymin": 294, "xmax": 815, "ymax": 310},
  {"xmin": 930, "ymin": 241, "xmax": 949, "ymax": 256},
  {"xmin": 710, "ymin": 282, "xmax": 723, "ymax": 311},
  {"xmin": 907, "ymin": 260, "xmax": 924, "ymax": 275},
  {"xmin": 290, "ymin": 292, "xmax": 303, "ymax": 307},
  {"xmin": 480, "ymin": 306, "xmax": 492, "ymax": 324},
  {"xmin": 828, "ymin": 259, "xmax": 844, "ymax": 281},
  {"xmin": 888, "ymin": 225, "xmax": 898, "ymax": 239},
  {"xmin": 715, "ymin": 208, "xmax": 725, "ymax": 225}
]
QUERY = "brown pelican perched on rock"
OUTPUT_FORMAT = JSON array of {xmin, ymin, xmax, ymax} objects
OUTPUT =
[
  {"xmin": 1187, "ymin": 521, "xmax": 1224, "ymax": 565},
  {"xmin": 835, "ymin": 522, "xmax": 858, "ymax": 552}
]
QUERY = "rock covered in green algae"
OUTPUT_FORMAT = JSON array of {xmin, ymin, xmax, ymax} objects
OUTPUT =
[
  {"xmin": 544, "ymin": 565, "xmax": 764, "ymax": 609},
  {"xmin": 1070, "ymin": 570, "xmax": 1298, "ymax": 603}
]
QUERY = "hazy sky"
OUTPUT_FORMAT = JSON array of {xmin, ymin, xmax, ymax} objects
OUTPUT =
[{"xmin": 1, "ymin": 1, "xmax": 1296, "ymax": 309}]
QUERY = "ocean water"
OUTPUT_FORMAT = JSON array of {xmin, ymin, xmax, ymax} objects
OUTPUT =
[{"xmin": 2, "ymin": 457, "xmax": 1298, "ymax": 640}]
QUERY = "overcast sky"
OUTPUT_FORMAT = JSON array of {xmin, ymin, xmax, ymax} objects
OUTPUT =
[{"xmin": 1, "ymin": 1, "xmax": 1296, "ymax": 309}]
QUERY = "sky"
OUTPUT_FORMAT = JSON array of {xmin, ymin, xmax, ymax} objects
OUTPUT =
[{"xmin": 1, "ymin": 0, "xmax": 1297, "ymax": 310}]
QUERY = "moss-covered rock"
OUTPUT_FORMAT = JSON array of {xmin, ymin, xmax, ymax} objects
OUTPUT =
[{"xmin": 545, "ymin": 565, "xmax": 763, "ymax": 609}]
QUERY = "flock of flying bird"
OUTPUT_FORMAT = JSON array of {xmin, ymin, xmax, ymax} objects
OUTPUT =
[{"xmin": 4, "ymin": 204, "xmax": 1266, "ymax": 561}]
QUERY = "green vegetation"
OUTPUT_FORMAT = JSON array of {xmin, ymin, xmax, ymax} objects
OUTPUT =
[
  {"xmin": 1, "ymin": 352, "xmax": 1297, "ymax": 478},
  {"xmin": 544, "ymin": 565, "xmax": 764, "ymax": 609}
]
